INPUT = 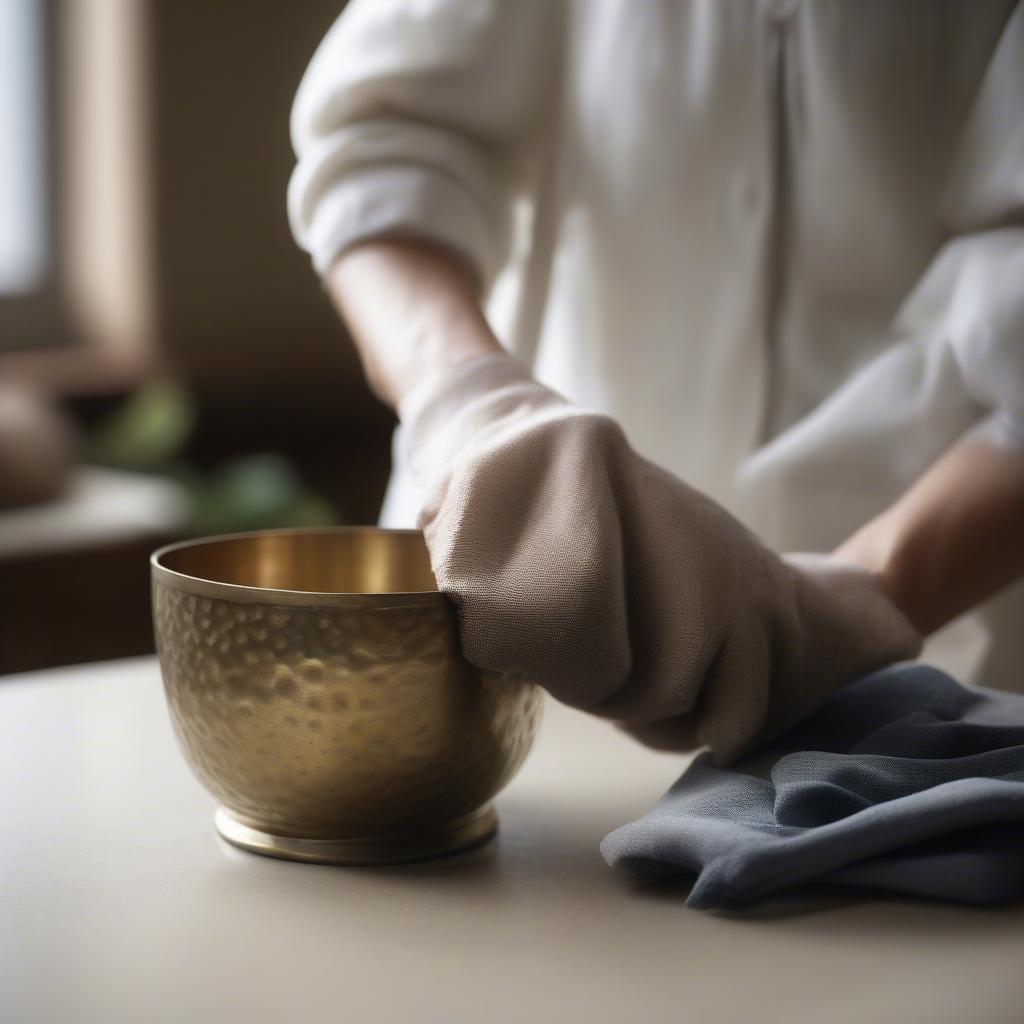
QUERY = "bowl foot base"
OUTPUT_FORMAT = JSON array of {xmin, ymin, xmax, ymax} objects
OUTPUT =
[{"xmin": 214, "ymin": 805, "xmax": 497, "ymax": 865}]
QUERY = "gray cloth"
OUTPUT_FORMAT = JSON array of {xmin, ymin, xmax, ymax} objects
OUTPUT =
[{"xmin": 602, "ymin": 665, "xmax": 1024, "ymax": 909}]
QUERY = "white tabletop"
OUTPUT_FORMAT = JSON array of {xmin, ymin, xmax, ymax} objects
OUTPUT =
[{"xmin": 3, "ymin": 658, "xmax": 1023, "ymax": 1024}]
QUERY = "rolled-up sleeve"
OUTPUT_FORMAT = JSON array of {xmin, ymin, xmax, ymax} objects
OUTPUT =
[
  {"xmin": 896, "ymin": 227, "xmax": 1024, "ymax": 454},
  {"xmin": 287, "ymin": 0, "xmax": 560, "ymax": 286},
  {"xmin": 902, "ymin": 4, "xmax": 1024, "ymax": 452}
]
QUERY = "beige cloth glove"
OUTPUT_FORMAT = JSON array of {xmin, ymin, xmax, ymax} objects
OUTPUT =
[{"xmin": 401, "ymin": 355, "xmax": 922, "ymax": 763}]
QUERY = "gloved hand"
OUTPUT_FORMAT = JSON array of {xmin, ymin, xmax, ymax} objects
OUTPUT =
[{"xmin": 401, "ymin": 355, "xmax": 922, "ymax": 763}]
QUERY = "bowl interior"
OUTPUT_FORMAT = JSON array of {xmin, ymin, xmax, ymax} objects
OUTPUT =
[{"xmin": 155, "ymin": 530, "xmax": 439, "ymax": 595}]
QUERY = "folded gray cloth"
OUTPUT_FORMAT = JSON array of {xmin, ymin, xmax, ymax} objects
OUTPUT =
[{"xmin": 602, "ymin": 665, "xmax": 1024, "ymax": 909}]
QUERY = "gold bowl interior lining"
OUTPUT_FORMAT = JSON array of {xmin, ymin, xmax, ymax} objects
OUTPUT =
[{"xmin": 156, "ymin": 530, "xmax": 439, "ymax": 596}]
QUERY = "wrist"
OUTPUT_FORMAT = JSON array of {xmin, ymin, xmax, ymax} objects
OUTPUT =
[
  {"xmin": 328, "ymin": 240, "xmax": 502, "ymax": 409},
  {"xmin": 835, "ymin": 436, "xmax": 1024, "ymax": 636},
  {"xmin": 833, "ymin": 513, "xmax": 920, "ymax": 630}
]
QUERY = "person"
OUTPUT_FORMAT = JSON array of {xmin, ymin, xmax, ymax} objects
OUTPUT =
[{"xmin": 288, "ymin": 0, "xmax": 1024, "ymax": 759}]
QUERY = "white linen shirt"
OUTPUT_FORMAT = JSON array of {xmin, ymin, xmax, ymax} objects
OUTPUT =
[{"xmin": 289, "ymin": 0, "xmax": 1024, "ymax": 688}]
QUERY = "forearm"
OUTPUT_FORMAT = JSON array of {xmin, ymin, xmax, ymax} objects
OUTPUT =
[
  {"xmin": 835, "ymin": 436, "xmax": 1024, "ymax": 635},
  {"xmin": 326, "ymin": 241, "xmax": 502, "ymax": 410}
]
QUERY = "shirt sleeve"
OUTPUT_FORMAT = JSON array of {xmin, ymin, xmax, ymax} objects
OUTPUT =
[
  {"xmin": 895, "ymin": 4, "xmax": 1024, "ymax": 452},
  {"xmin": 287, "ymin": 0, "xmax": 562, "ymax": 287}
]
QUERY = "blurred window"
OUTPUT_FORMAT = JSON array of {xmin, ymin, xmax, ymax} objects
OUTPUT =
[
  {"xmin": 0, "ymin": 0, "xmax": 48, "ymax": 296},
  {"xmin": 0, "ymin": 0, "xmax": 49, "ymax": 297},
  {"xmin": 0, "ymin": 0, "xmax": 60, "ymax": 354}
]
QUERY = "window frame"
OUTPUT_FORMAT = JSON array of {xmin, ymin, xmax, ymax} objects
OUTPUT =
[
  {"xmin": 0, "ymin": 0, "xmax": 74, "ymax": 356},
  {"xmin": 0, "ymin": 0, "xmax": 156, "ymax": 395}
]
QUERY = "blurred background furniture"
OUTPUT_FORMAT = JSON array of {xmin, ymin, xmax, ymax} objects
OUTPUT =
[
  {"xmin": 1, "ymin": 0, "xmax": 395, "ymax": 673},
  {"xmin": 0, "ymin": 468, "xmax": 187, "ymax": 673}
]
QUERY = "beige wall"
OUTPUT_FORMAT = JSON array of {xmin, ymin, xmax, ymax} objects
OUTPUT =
[{"xmin": 147, "ymin": 0, "xmax": 380, "ymax": 422}]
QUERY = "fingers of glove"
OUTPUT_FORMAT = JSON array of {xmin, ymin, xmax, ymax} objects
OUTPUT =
[
  {"xmin": 617, "ymin": 714, "xmax": 701, "ymax": 753},
  {"xmin": 695, "ymin": 624, "xmax": 774, "ymax": 765}
]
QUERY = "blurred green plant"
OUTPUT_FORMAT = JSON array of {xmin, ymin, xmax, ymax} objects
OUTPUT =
[
  {"xmin": 86, "ymin": 378, "xmax": 196, "ymax": 470},
  {"xmin": 188, "ymin": 454, "xmax": 335, "ymax": 536},
  {"xmin": 84, "ymin": 380, "xmax": 336, "ymax": 535}
]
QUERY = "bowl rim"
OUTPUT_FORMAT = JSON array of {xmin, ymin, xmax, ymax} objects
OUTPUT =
[{"xmin": 151, "ymin": 526, "xmax": 450, "ymax": 608}]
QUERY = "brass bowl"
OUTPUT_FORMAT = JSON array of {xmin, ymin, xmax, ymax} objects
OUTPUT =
[{"xmin": 151, "ymin": 528, "xmax": 542, "ymax": 864}]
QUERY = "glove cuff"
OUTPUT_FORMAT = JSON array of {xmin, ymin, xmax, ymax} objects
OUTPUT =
[
  {"xmin": 399, "ymin": 353, "xmax": 568, "ymax": 491},
  {"xmin": 786, "ymin": 552, "xmax": 924, "ymax": 672},
  {"xmin": 397, "ymin": 352, "xmax": 528, "ymax": 427}
]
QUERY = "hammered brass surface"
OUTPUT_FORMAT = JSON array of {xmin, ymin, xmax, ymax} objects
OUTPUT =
[{"xmin": 151, "ymin": 529, "xmax": 542, "ymax": 859}]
